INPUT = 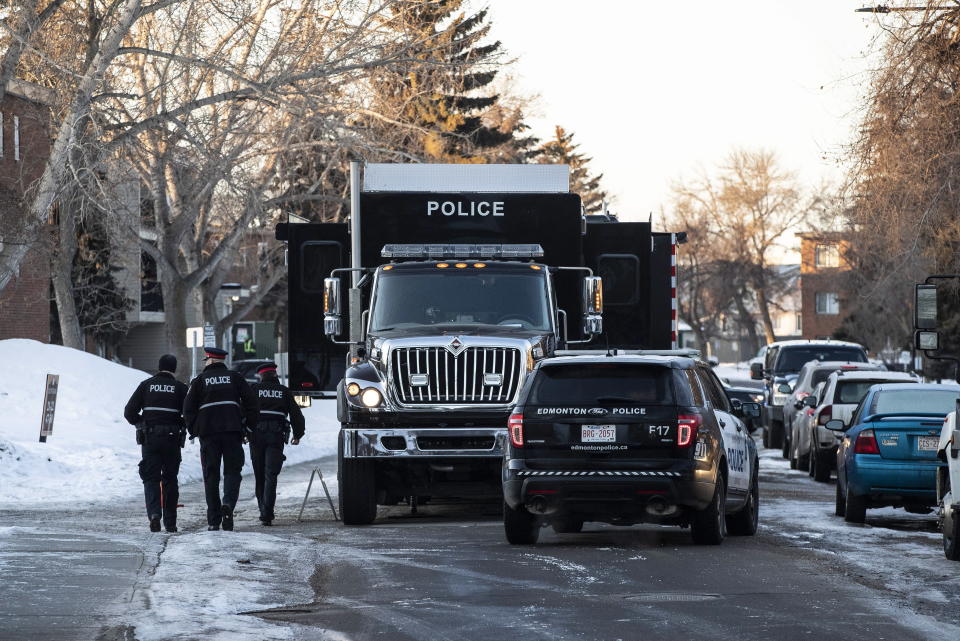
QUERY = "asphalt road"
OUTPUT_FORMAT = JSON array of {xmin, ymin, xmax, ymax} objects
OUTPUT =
[{"xmin": 2, "ymin": 443, "xmax": 958, "ymax": 641}]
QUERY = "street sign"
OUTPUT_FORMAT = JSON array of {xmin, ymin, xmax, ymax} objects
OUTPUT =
[
  {"xmin": 39, "ymin": 374, "xmax": 59, "ymax": 443},
  {"xmin": 203, "ymin": 323, "xmax": 216, "ymax": 347},
  {"xmin": 186, "ymin": 327, "xmax": 202, "ymax": 348}
]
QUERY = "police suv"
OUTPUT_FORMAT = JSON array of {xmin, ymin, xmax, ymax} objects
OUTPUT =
[{"xmin": 502, "ymin": 353, "xmax": 761, "ymax": 545}]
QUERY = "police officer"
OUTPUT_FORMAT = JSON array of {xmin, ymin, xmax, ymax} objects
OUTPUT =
[
  {"xmin": 250, "ymin": 362, "xmax": 306, "ymax": 526},
  {"xmin": 184, "ymin": 347, "xmax": 259, "ymax": 531},
  {"xmin": 124, "ymin": 354, "xmax": 188, "ymax": 533}
]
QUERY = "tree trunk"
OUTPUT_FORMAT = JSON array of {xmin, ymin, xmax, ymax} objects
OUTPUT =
[
  {"xmin": 734, "ymin": 289, "xmax": 761, "ymax": 356},
  {"xmin": 161, "ymin": 274, "xmax": 191, "ymax": 376},
  {"xmin": 754, "ymin": 285, "xmax": 777, "ymax": 344},
  {"xmin": 51, "ymin": 205, "xmax": 83, "ymax": 349}
]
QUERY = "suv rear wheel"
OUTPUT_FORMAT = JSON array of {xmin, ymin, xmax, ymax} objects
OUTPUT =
[
  {"xmin": 691, "ymin": 474, "xmax": 727, "ymax": 545},
  {"xmin": 504, "ymin": 502, "xmax": 540, "ymax": 544}
]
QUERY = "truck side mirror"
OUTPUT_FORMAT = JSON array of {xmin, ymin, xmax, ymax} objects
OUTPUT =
[
  {"xmin": 915, "ymin": 330, "xmax": 940, "ymax": 351},
  {"xmin": 750, "ymin": 362, "xmax": 763, "ymax": 380},
  {"xmin": 582, "ymin": 276, "xmax": 603, "ymax": 336},
  {"xmin": 323, "ymin": 277, "xmax": 342, "ymax": 337},
  {"xmin": 915, "ymin": 284, "xmax": 938, "ymax": 330}
]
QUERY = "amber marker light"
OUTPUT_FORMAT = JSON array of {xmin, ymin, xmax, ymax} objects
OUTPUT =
[
  {"xmin": 530, "ymin": 265, "xmax": 542, "ymax": 270},
  {"xmin": 455, "ymin": 263, "xmax": 467, "ymax": 268},
  {"xmin": 382, "ymin": 265, "xmax": 393, "ymax": 271},
  {"xmin": 473, "ymin": 263, "xmax": 486, "ymax": 268},
  {"xmin": 436, "ymin": 263, "xmax": 449, "ymax": 268}
]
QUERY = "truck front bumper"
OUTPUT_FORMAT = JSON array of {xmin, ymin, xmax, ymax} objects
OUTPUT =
[{"xmin": 341, "ymin": 427, "xmax": 508, "ymax": 458}]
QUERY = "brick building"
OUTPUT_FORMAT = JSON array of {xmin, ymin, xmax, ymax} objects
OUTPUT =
[
  {"xmin": 798, "ymin": 231, "xmax": 850, "ymax": 340},
  {"xmin": 0, "ymin": 80, "xmax": 53, "ymax": 343}
]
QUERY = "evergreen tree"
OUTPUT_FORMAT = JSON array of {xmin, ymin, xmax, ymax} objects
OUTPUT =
[{"xmin": 536, "ymin": 126, "xmax": 607, "ymax": 212}]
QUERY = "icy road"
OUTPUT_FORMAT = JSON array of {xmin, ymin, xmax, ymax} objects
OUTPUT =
[{"xmin": 2, "ymin": 443, "xmax": 960, "ymax": 640}]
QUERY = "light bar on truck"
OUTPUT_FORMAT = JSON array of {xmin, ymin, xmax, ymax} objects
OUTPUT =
[{"xmin": 380, "ymin": 244, "xmax": 544, "ymax": 259}]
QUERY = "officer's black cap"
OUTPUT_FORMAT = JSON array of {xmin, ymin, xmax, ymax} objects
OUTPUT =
[
  {"xmin": 158, "ymin": 354, "xmax": 177, "ymax": 373},
  {"xmin": 203, "ymin": 347, "xmax": 228, "ymax": 360},
  {"xmin": 257, "ymin": 362, "xmax": 278, "ymax": 375}
]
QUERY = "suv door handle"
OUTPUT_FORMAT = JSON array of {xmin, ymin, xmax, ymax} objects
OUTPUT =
[{"xmin": 718, "ymin": 418, "xmax": 726, "ymax": 427}]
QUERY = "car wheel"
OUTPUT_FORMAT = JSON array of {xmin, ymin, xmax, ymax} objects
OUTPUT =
[
  {"xmin": 552, "ymin": 516, "xmax": 584, "ymax": 534},
  {"xmin": 780, "ymin": 426, "xmax": 790, "ymax": 459},
  {"xmin": 813, "ymin": 450, "xmax": 831, "ymax": 482},
  {"xmin": 944, "ymin": 507, "xmax": 960, "ymax": 562},
  {"xmin": 807, "ymin": 446, "xmax": 816, "ymax": 477},
  {"xmin": 692, "ymin": 474, "xmax": 727, "ymax": 545},
  {"xmin": 844, "ymin": 487, "xmax": 867, "ymax": 524},
  {"xmin": 504, "ymin": 501, "xmax": 540, "ymax": 545},
  {"xmin": 797, "ymin": 449, "xmax": 810, "ymax": 472},
  {"xmin": 727, "ymin": 467, "xmax": 759, "ymax": 536},
  {"xmin": 338, "ymin": 432, "xmax": 378, "ymax": 526},
  {"xmin": 835, "ymin": 480, "xmax": 846, "ymax": 517}
]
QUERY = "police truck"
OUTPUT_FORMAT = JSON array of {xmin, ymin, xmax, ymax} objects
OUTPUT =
[{"xmin": 276, "ymin": 163, "xmax": 682, "ymax": 524}]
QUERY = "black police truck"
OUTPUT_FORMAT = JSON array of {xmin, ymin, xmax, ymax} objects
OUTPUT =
[{"xmin": 276, "ymin": 163, "xmax": 682, "ymax": 524}]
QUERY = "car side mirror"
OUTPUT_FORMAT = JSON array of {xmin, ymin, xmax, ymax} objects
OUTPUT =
[
  {"xmin": 777, "ymin": 383, "xmax": 792, "ymax": 394},
  {"xmin": 323, "ymin": 277, "xmax": 342, "ymax": 337},
  {"xmin": 750, "ymin": 362, "xmax": 763, "ymax": 380},
  {"xmin": 740, "ymin": 402, "xmax": 761, "ymax": 418},
  {"xmin": 730, "ymin": 398, "xmax": 743, "ymax": 412},
  {"xmin": 803, "ymin": 395, "xmax": 818, "ymax": 408},
  {"xmin": 825, "ymin": 419, "xmax": 846, "ymax": 431}
]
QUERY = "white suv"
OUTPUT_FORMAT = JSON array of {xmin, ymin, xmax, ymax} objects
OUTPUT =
[{"xmin": 802, "ymin": 370, "xmax": 918, "ymax": 482}]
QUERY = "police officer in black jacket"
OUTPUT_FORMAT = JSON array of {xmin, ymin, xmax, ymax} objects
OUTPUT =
[
  {"xmin": 250, "ymin": 362, "xmax": 306, "ymax": 525},
  {"xmin": 183, "ymin": 347, "xmax": 259, "ymax": 531},
  {"xmin": 124, "ymin": 354, "xmax": 188, "ymax": 533}
]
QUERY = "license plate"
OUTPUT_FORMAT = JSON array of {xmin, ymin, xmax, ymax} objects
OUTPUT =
[
  {"xmin": 582, "ymin": 425, "xmax": 617, "ymax": 442},
  {"xmin": 918, "ymin": 436, "xmax": 939, "ymax": 451}
]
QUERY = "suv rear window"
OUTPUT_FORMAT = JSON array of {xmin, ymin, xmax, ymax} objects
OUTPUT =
[
  {"xmin": 529, "ymin": 364, "xmax": 675, "ymax": 405},
  {"xmin": 870, "ymin": 389, "xmax": 960, "ymax": 415},
  {"xmin": 836, "ymin": 380, "xmax": 914, "ymax": 404},
  {"xmin": 776, "ymin": 347, "xmax": 866, "ymax": 373}
]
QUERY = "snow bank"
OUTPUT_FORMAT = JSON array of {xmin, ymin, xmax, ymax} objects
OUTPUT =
[{"xmin": 0, "ymin": 339, "xmax": 340, "ymax": 508}]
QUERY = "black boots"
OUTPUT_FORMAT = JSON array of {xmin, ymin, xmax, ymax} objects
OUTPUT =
[
  {"xmin": 208, "ymin": 524, "xmax": 220, "ymax": 531},
  {"xmin": 221, "ymin": 505, "xmax": 234, "ymax": 531},
  {"xmin": 149, "ymin": 516, "xmax": 161, "ymax": 532}
]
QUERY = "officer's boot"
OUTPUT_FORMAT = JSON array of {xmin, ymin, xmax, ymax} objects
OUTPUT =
[
  {"xmin": 221, "ymin": 504, "xmax": 234, "ymax": 531},
  {"xmin": 149, "ymin": 515, "xmax": 161, "ymax": 532},
  {"xmin": 164, "ymin": 511, "xmax": 178, "ymax": 533}
]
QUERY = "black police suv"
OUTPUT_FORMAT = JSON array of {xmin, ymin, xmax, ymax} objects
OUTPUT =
[{"xmin": 502, "ymin": 354, "xmax": 761, "ymax": 545}]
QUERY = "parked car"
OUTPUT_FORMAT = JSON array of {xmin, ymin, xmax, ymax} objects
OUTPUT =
[
  {"xmin": 803, "ymin": 370, "xmax": 918, "ymax": 482},
  {"xmin": 937, "ymin": 409, "xmax": 960, "ymax": 560},
  {"xmin": 231, "ymin": 358, "xmax": 278, "ymax": 384},
  {"xmin": 784, "ymin": 361, "xmax": 884, "ymax": 469},
  {"xmin": 830, "ymin": 383, "xmax": 959, "ymax": 523},
  {"xmin": 750, "ymin": 340, "xmax": 868, "ymax": 451},
  {"xmin": 502, "ymin": 354, "xmax": 761, "ymax": 545},
  {"xmin": 723, "ymin": 381, "xmax": 764, "ymax": 433}
]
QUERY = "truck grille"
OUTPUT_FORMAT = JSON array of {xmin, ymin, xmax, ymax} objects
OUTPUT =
[{"xmin": 391, "ymin": 346, "xmax": 522, "ymax": 405}]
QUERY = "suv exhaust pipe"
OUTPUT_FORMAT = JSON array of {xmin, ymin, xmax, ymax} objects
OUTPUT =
[
  {"xmin": 645, "ymin": 496, "xmax": 678, "ymax": 517},
  {"xmin": 526, "ymin": 495, "xmax": 553, "ymax": 515}
]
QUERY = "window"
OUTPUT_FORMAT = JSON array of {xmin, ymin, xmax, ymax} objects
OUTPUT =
[
  {"xmin": 13, "ymin": 115, "xmax": 19, "ymax": 161},
  {"xmin": 815, "ymin": 244, "xmax": 839, "ymax": 268},
  {"xmin": 529, "ymin": 364, "xmax": 676, "ymax": 405},
  {"xmin": 684, "ymin": 369, "xmax": 705, "ymax": 406},
  {"xmin": 796, "ymin": 313, "xmax": 802, "ymax": 332},
  {"xmin": 772, "ymin": 315, "xmax": 781, "ymax": 330},
  {"xmin": 697, "ymin": 366, "xmax": 730, "ymax": 411},
  {"xmin": 815, "ymin": 292, "xmax": 839, "ymax": 315}
]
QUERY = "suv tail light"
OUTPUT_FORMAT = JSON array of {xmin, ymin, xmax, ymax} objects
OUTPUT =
[
  {"xmin": 817, "ymin": 405, "xmax": 833, "ymax": 425},
  {"xmin": 509, "ymin": 413, "xmax": 524, "ymax": 447},
  {"xmin": 677, "ymin": 414, "xmax": 701, "ymax": 448},
  {"xmin": 854, "ymin": 428, "xmax": 880, "ymax": 455}
]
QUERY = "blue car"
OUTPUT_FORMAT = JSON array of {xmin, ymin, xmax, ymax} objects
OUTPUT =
[{"xmin": 828, "ymin": 383, "xmax": 959, "ymax": 524}]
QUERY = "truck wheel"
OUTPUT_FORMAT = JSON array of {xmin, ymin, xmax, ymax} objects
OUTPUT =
[
  {"xmin": 338, "ymin": 432, "xmax": 377, "ymax": 525},
  {"xmin": 835, "ymin": 481, "xmax": 846, "ymax": 517},
  {"xmin": 552, "ymin": 516, "xmax": 584, "ymax": 534},
  {"xmin": 944, "ymin": 507, "xmax": 960, "ymax": 561},
  {"xmin": 691, "ymin": 475, "xmax": 727, "ymax": 545},
  {"xmin": 844, "ymin": 488, "xmax": 867, "ymax": 524},
  {"xmin": 504, "ymin": 502, "xmax": 540, "ymax": 544},
  {"xmin": 727, "ymin": 469, "xmax": 759, "ymax": 536}
]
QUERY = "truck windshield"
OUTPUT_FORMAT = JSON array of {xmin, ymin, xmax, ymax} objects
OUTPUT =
[{"xmin": 370, "ymin": 268, "xmax": 551, "ymax": 331}]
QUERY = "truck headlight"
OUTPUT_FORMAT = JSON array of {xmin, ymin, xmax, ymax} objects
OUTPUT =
[
  {"xmin": 361, "ymin": 388, "xmax": 383, "ymax": 408},
  {"xmin": 347, "ymin": 382, "xmax": 361, "ymax": 396}
]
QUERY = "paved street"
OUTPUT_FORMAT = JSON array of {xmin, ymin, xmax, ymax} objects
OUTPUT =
[{"xmin": 2, "ymin": 439, "xmax": 959, "ymax": 641}]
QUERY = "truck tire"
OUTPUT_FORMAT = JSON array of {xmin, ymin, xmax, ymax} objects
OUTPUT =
[
  {"xmin": 691, "ymin": 474, "xmax": 727, "ymax": 545},
  {"xmin": 504, "ymin": 502, "xmax": 540, "ymax": 544},
  {"xmin": 944, "ymin": 507, "xmax": 960, "ymax": 561},
  {"xmin": 338, "ymin": 431, "xmax": 377, "ymax": 526},
  {"xmin": 844, "ymin": 488, "xmax": 867, "ymax": 524},
  {"xmin": 727, "ymin": 468, "xmax": 759, "ymax": 536}
]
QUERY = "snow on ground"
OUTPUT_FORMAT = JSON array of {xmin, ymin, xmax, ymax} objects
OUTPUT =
[
  {"xmin": 125, "ymin": 530, "xmax": 319, "ymax": 641},
  {"xmin": 0, "ymin": 339, "xmax": 340, "ymax": 508}
]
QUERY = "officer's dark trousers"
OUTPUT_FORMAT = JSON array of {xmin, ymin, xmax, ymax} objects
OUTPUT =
[
  {"xmin": 138, "ymin": 432, "xmax": 181, "ymax": 527},
  {"xmin": 199, "ymin": 431, "xmax": 245, "ymax": 526},
  {"xmin": 249, "ymin": 431, "xmax": 285, "ymax": 521}
]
